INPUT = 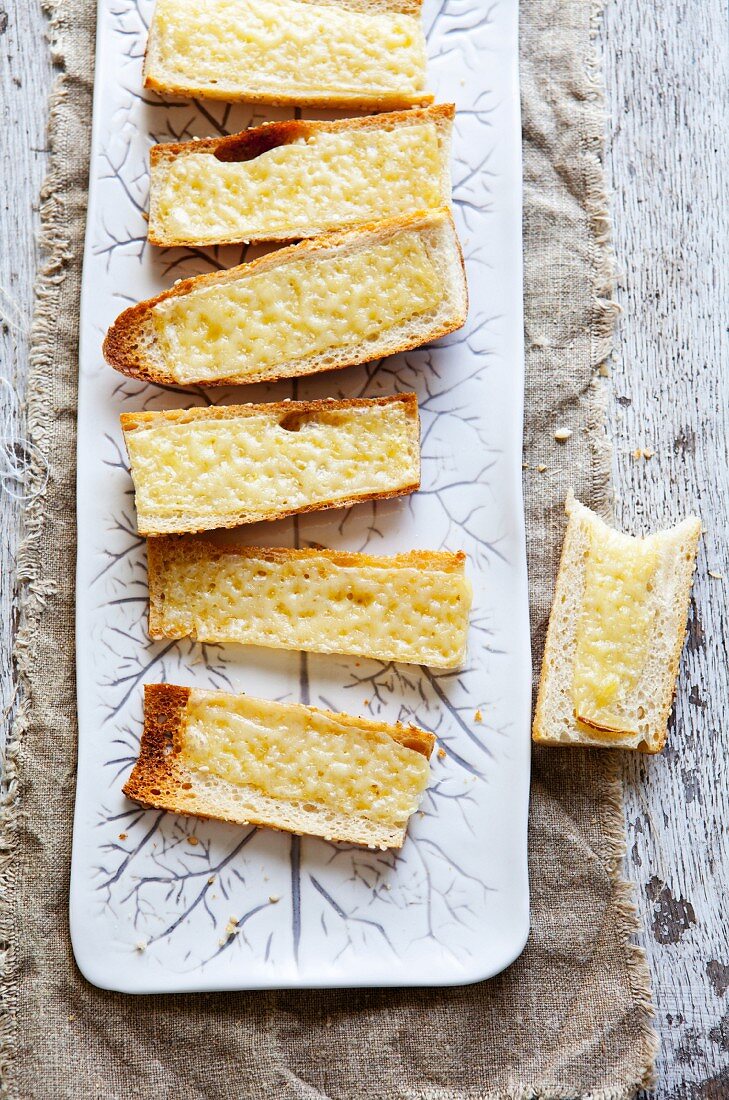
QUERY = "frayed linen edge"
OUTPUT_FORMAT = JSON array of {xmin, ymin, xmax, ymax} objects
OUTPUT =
[{"xmin": 0, "ymin": 5, "xmax": 71, "ymax": 1096}]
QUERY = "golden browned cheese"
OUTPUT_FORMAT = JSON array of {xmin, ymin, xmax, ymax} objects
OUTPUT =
[
  {"xmin": 572, "ymin": 525, "xmax": 659, "ymax": 734},
  {"xmin": 149, "ymin": 543, "xmax": 472, "ymax": 668},
  {"xmin": 152, "ymin": 124, "xmax": 443, "ymax": 244},
  {"xmin": 181, "ymin": 691, "xmax": 431, "ymax": 826},
  {"xmin": 152, "ymin": 231, "xmax": 441, "ymax": 384},
  {"xmin": 146, "ymin": 0, "xmax": 429, "ymax": 106}
]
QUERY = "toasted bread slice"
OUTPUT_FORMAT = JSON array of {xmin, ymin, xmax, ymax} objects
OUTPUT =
[
  {"xmin": 148, "ymin": 537, "xmax": 472, "ymax": 668},
  {"xmin": 148, "ymin": 104, "xmax": 454, "ymax": 247},
  {"xmin": 104, "ymin": 212, "xmax": 467, "ymax": 388},
  {"xmin": 533, "ymin": 495, "xmax": 701, "ymax": 753},
  {"xmin": 144, "ymin": 0, "xmax": 431, "ymax": 111},
  {"xmin": 123, "ymin": 684, "xmax": 435, "ymax": 848},
  {"xmin": 120, "ymin": 394, "xmax": 420, "ymax": 536}
]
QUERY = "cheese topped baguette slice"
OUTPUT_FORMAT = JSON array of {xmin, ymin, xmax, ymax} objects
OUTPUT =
[
  {"xmin": 148, "ymin": 104, "xmax": 454, "ymax": 247},
  {"xmin": 148, "ymin": 537, "xmax": 472, "ymax": 668},
  {"xmin": 121, "ymin": 394, "xmax": 420, "ymax": 537},
  {"xmin": 533, "ymin": 495, "xmax": 701, "ymax": 753},
  {"xmin": 104, "ymin": 212, "xmax": 467, "ymax": 388},
  {"xmin": 123, "ymin": 684, "xmax": 435, "ymax": 849},
  {"xmin": 144, "ymin": 0, "xmax": 431, "ymax": 111}
]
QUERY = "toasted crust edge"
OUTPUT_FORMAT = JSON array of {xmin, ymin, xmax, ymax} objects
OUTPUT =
[
  {"xmin": 532, "ymin": 495, "xmax": 702, "ymax": 754},
  {"xmin": 103, "ymin": 210, "xmax": 467, "ymax": 387},
  {"xmin": 648, "ymin": 515, "xmax": 702, "ymax": 752},
  {"xmin": 120, "ymin": 391, "xmax": 418, "ymax": 433},
  {"xmin": 122, "ymin": 684, "xmax": 434, "ymax": 848},
  {"xmin": 149, "ymin": 103, "xmax": 454, "ymax": 164}
]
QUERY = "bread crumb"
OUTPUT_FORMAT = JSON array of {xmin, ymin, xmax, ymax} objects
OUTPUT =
[
  {"xmin": 363, "ymin": 699, "xmax": 369, "ymax": 706},
  {"xmin": 522, "ymin": 462, "xmax": 529, "ymax": 469},
  {"xmin": 708, "ymin": 570, "xmax": 724, "ymax": 579},
  {"xmin": 437, "ymin": 747, "xmax": 446, "ymax": 760},
  {"xmin": 223, "ymin": 917, "xmax": 239, "ymax": 939},
  {"xmin": 269, "ymin": 895, "xmax": 280, "ymax": 904},
  {"xmin": 632, "ymin": 447, "xmax": 654, "ymax": 460},
  {"xmin": 186, "ymin": 835, "xmax": 199, "ymax": 846},
  {"xmin": 537, "ymin": 464, "xmax": 547, "ymax": 473},
  {"xmin": 135, "ymin": 941, "xmax": 146, "ymax": 953},
  {"xmin": 474, "ymin": 709, "xmax": 483, "ymax": 723},
  {"xmin": 118, "ymin": 833, "xmax": 127, "ymax": 841},
  {"xmin": 207, "ymin": 876, "xmax": 215, "ymax": 885},
  {"xmin": 554, "ymin": 428, "xmax": 572, "ymax": 442},
  {"xmin": 67, "ymin": 1014, "xmax": 75, "ymax": 1021}
]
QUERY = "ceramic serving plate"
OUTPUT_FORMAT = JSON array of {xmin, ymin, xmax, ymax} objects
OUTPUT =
[{"xmin": 71, "ymin": 0, "xmax": 530, "ymax": 992}]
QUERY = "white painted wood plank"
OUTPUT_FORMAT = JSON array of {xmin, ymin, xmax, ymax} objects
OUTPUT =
[
  {"xmin": 602, "ymin": 0, "xmax": 729, "ymax": 1094},
  {"xmin": 0, "ymin": 1, "xmax": 54, "ymax": 734}
]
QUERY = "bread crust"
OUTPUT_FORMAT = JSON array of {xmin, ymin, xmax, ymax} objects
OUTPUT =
[
  {"xmin": 123, "ymin": 684, "xmax": 434, "ymax": 848},
  {"xmin": 143, "ymin": 0, "xmax": 431, "ymax": 110},
  {"xmin": 103, "ymin": 210, "xmax": 468, "ymax": 388},
  {"xmin": 149, "ymin": 103, "xmax": 454, "ymax": 166},
  {"xmin": 121, "ymin": 391, "xmax": 417, "ymax": 432},
  {"xmin": 121, "ymin": 393, "xmax": 421, "ymax": 536},
  {"xmin": 532, "ymin": 494, "xmax": 701, "ymax": 754},
  {"xmin": 148, "ymin": 104, "xmax": 455, "ymax": 247}
]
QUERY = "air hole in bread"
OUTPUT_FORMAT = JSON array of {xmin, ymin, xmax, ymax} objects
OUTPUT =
[
  {"xmin": 213, "ymin": 123, "xmax": 306, "ymax": 164},
  {"xmin": 279, "ymin": 411, "xmax": 309, "ymax": 432}
]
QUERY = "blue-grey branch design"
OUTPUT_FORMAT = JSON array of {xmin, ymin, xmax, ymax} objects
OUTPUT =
[{"xmin": 77, "ymin": 0, "xmax": 524, "ymax": 983}]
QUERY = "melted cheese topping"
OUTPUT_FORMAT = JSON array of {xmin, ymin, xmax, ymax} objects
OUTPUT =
[
  {"xmin": 153, "ymin": 232, "xmax": 441, "ymax": 383},
  {"xmin": 152, "ymin": 124, "xmax": 443, "ymax": 243},
  {"xmin": 572, "ymin": 526, "xmax": 659, "ymax": 733},
  {"xmin": 181, "ymin": 692, "xmax": 431, "ymax": 825},
  {"xmin": 124, "ymin": 402, "xmax": 418, "ymax": 533},
  {"xmin": 149, "ymin": 0, "xmax": 427, "ymax": 99},
  {"xmin": 154, "ymin": 549, "xmax": 471, "ymax": 667}
]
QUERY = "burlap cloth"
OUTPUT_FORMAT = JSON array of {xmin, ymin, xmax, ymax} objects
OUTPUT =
[{"xmin": 0, "ymin": 1, "xmax": 659, "ymax": 1096}]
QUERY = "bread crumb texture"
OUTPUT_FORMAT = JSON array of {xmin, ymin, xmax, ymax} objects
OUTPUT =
[
  {"xmin": 154, "ymin": 230, "xmax": 439, "ymax": 383},
  {"xmin": 121, "ymin": 395, "xmax": 420, "ymax": 535},
  {"xmin": 148, "ymin": 539, "xmax": 472, "ymax": 668},
  {"xmin": 145, "ymin": 0, "xmax": 429, "ymax": 107},
  {"xmin": 533, "ymin": 495, "xmax": 701, "ymax": 752},
  {"xmin": 123, "ymin": 685, "xmax": 435, "ymax": 848},
  {"xmin": 151, "ymin": 121, "xmax": 444, "ymax": 244}
]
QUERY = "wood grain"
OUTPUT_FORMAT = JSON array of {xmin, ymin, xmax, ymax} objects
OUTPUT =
[
  {"xmin": 0, "ymin": 0, "xmax": 53, "ymax": 746},
  {"xmin": 601, "ymin": 0, "xmax": 729, "ymax": 1094},
  {"xmin": 0, "ymin": 0, "xmax": 727, "ymax": 1093}
]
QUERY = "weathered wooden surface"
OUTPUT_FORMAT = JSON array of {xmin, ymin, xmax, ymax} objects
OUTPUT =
[
  {"xmin": 601, "ymin": 0, "xmax": 729, "ymax": 1095},
  {"xmin": 0, "ymin": 1, "xmax": 53, "ymax": 750},
  {"xmin": 0, "ymin": 0, "xmax": 727, "ymax": 1094}
]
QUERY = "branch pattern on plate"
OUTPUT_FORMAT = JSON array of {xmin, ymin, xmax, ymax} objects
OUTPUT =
[{"xmin": 81, "ymin": 0, "xmax": 513, "ymax": 975}]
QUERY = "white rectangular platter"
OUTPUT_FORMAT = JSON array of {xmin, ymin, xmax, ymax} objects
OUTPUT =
[{"xmin": 70, "ymin": 0, "xmax": 530, "ymax": 992}]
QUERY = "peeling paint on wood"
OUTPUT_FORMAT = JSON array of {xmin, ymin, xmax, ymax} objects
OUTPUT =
[
  {"xmin": 706, "ymin": 962, "xmax": 729, "ymax": 999},
  {"xmin": 646, "ymin": 878, "xmax": 697, "ymax": 946}
]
